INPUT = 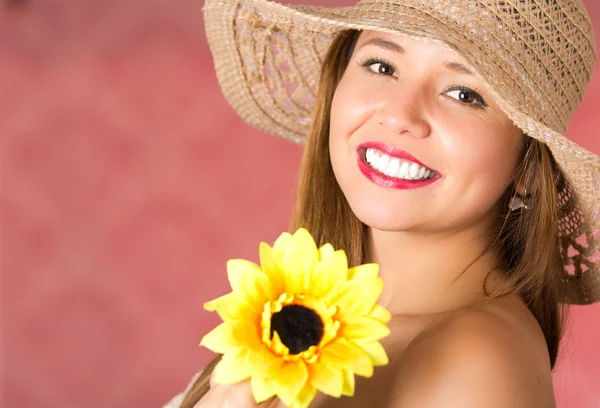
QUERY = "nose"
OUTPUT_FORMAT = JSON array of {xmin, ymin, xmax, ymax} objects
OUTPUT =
[{"xmin": 375, "ymin": 86, "xmax": 431, "ymax": 139}]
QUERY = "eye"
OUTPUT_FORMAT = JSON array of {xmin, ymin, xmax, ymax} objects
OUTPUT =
[
  {"xmin": 358, "ymin": 57, "xmax": 398, "ymax": 77},
  {"xmin": 445, "ymin": 86, "xmax": 488, "ymax": 108}
]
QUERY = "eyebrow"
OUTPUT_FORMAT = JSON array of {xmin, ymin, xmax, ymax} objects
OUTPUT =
[
  {"xmin": 443, "ymin": 62, "xmax": 475, "ymax": 76},
  {"xmin": 359, "ymin": 37, "xmax": 405, "ymax": 54},
  {"xmin": 359, "ymin": 37, "xmax": 475, "ymax": 76}
]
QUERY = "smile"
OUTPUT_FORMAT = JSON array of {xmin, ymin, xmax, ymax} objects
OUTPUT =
[
  {"xmin": 365, "ymin": 148, "xmax": 437, "ymax": 180},
  {"xmin": 356, "ymin": 142, "xmax": 440, "ymax": 190}
]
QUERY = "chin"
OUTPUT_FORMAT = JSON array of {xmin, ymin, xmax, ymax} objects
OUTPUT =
[{"xmin": 348, "ymin": 200, "xmax": 422, "ymax": 232}]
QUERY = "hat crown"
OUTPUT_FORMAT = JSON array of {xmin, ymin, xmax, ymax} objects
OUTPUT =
[{"xmin": 353, "ymin": 0, "xmax": 596, "ymax": 133}]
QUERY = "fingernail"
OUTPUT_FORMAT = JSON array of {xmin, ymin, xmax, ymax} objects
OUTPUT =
[{"xmin": 209, "ymin": 370, "xmax": 216, "ymax": 388}]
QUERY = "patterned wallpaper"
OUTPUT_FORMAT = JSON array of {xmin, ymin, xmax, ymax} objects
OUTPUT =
[{"xmin": 1, "ymin": 1, "xmax": 599, "ymax": 407}]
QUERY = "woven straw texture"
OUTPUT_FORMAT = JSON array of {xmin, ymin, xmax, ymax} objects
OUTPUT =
[{"xmin": 203, "ymin": 0, "xmax": 600, "ymax": 304}]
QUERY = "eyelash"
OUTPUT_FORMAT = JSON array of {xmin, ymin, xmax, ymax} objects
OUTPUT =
[
  {"xmin": 358, "ymin": 55, "xmax": 398, "ymax": 77},
  {"xmin": 357, "ymin": 56, "xmax": 489, "ymax": 109}
]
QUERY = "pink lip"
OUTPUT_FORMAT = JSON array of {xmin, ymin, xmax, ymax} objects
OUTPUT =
[{"xmin": 357, "ymin": 141, "xmax": 440, "ymax": 190}]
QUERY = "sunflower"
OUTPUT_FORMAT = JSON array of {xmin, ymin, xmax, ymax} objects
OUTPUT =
[{"xmin": 200, "ymin": 228, "xmax": 391, "ymax": 408}]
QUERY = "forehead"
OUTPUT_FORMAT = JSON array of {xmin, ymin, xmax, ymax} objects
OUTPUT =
[{"xmin": 355, "ymin": 30, "xmax": 474, "ymax": 68}]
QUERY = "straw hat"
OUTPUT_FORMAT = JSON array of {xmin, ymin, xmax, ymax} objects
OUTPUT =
[{"xmin": 202, "ymin": 0, "xmax": 600, "ymax": 304}]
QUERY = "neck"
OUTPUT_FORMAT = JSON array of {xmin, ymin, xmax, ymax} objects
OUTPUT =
[{"xmin": 366, "ymin": 223, "xmax": 503, "ymax": 317}]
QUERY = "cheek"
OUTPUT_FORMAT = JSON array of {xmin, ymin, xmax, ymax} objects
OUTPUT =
[
  {"xmin": 329, "ymin": 76, "xmax": 382, "ymax": 217},
  {"xmin": 330, "ymin": 75, "xmax": 380, "ymax": 140},
  {"xmin": 330, "ymin": 77, "xmax": 367, "ymax": 166},
  {"xmin": 437, "ymin": 117, "xmax": 522, "ymax": 201}
]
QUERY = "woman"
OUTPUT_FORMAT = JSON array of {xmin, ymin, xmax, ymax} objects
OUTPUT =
[{"xmin": 167, "ymin": 0, "xmax": 600, "ymax": 406}]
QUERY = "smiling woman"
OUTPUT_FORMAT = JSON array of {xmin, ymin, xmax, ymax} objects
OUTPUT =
[
  {"xmin": 330, "ymin": 31, "xmax": 525, "ymax": 236},
  {"xmin": 168, "ymin": 0, "xmax": 600, "ymax": 407}
]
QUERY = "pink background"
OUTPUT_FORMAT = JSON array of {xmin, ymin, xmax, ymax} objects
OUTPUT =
[{"xmin": 1, "ymin": 1, "xmax": 599, "ymax": 407}]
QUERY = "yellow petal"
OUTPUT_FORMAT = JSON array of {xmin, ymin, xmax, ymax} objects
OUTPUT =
[
  {"xmin": 329, "ymin": 277, "xmax": 383, "ymax": 320},
  {"xmin": 227, "ymin": 259, "xmax": 274, "ymax": 307},
  {"xmin": 246, "ymin": 346, "xmax": 284, "ymax": 378},
  {"xmin": 272, "ymin": 231, "xmax": 293, "ymax": 256},
  {"xmin": 251, "ymin": 375, "xmax": 277, "ymax": 403},
  {"xmin": 347, "ymin": 263, "xmax": 379, "ymax": 280},
  {"xmin": 204, "ymin": 293, "xmax": 259, "ymax": 323},
  {"xmin": 341, "ymin": 368, "xmax": 355, "ymax": 396},
  {"xmin": 292, "ymin": 228, "xmax": 319, "ymax": 250},
  {"xmin": 318, "ymin": 243, "xmax": 335, "ymax": 261},
  {"xmin": 312, "ymin": 250, "xmax": 348, "ymax": 299},
  {"xmin": 356, "ymin": 341, "xmax": 389, "ymax": 366},
  {"xmin": 308, "ymin": 359, "xmax": 343, "ymax": 397},
  {"xmin": 199, "ymin": 322, "xmax": 240, "ymax": 354},
  {"xmin": 367, "ymin": 304, "xmax": 392, "ymax": 324},
  {"xmin": 290, "ymin": 384, "xmax": 317, "ymax": 408},
  {"xmin": 204, "ymin": 297, "xmax": 220, "ymax": 311},
  {"xmin": 259, "ymin": 242, "xmax": 286, "ymax": 296},
  {"xmin": 342, "ymin": 317, "xmax": 391, "ymax": 342},
  {"xmin": 275, "ymin": 361, "xmax": 309, "ymax": 406},
  {"xmin": 232, "ymin": 320, "xmax": 263, "ymax": 351},
  {"xmin": 213, "ymin": 348, "xmax": 252, "ymax": 384},
  {"xmin": 322, "ymin": 338, "xmax": 373, "ymax": 378},
  {"xmin": 281, "ymin": 239, "xmax": 318, "ymax": 295}
]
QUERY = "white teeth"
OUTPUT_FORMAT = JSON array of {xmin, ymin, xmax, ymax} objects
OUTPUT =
[
  {"xmin": 385, "ymin": 158, "xmax": 400, "ymax": 176},
  {"xmin": 378, "ymin": 154, "xmax": 389, "ymax": 172},
  {"xmin": 398, "ymin": 161, "xmax": 410, "ymax": 178},
  {"xmin": 409, "ymin": 162, "xmax": 420, "ymax": 178},
  {"xmin": 364, "ymin": 148, "xmax": 435, "ymax": 180},
  {"xmin": 366, "ymin": 148, "xmax": 375, "ymax": 164}
]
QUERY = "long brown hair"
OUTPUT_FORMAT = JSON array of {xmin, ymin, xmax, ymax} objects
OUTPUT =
[{"xmin": 181, "ymin": 29, "xmax": 567, "ymax": 407}]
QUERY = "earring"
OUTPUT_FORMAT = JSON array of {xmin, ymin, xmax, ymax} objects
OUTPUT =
[{"xmin": 508, "ymin": 195, "xmax": 529, "ymax": 211}]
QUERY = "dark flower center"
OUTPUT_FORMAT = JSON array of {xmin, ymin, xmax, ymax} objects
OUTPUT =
[{"xmin": 270, "ymin": 304, "xmax": 324, "ymax": 355}]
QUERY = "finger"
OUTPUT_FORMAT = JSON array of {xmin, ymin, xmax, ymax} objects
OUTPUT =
[
  {"xmin": 223, "ymin": 380, "xmax": 278, "ymax": 408},
  {"xmin": 194, "ymin": 382, "xmax": 230, "ymax": 408},
  {"xmin": 203, "ymin": 378, "xmax": 278, "ymax": 408},
  {"xmin": 221, "ymin": 380, "xmax": 259, "ymax": 408},
  {"xmin": 210, "ymin": 370, "xmax": 216, "ymax": 389}
]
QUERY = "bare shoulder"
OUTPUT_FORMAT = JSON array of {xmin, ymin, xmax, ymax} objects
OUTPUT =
[{"xmin": 389, "ymin": 297, "xmax": 556, "ymax": 407}]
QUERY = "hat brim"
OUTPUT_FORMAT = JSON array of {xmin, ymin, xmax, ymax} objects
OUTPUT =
[{"xmin": 203, "ymin": 0, "xmax": 600, "ymax": 304}]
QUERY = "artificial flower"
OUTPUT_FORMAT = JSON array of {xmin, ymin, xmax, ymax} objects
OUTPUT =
[{"xmin": 200, "ymin": 228, "xmax": 391, "ymax": 407}]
